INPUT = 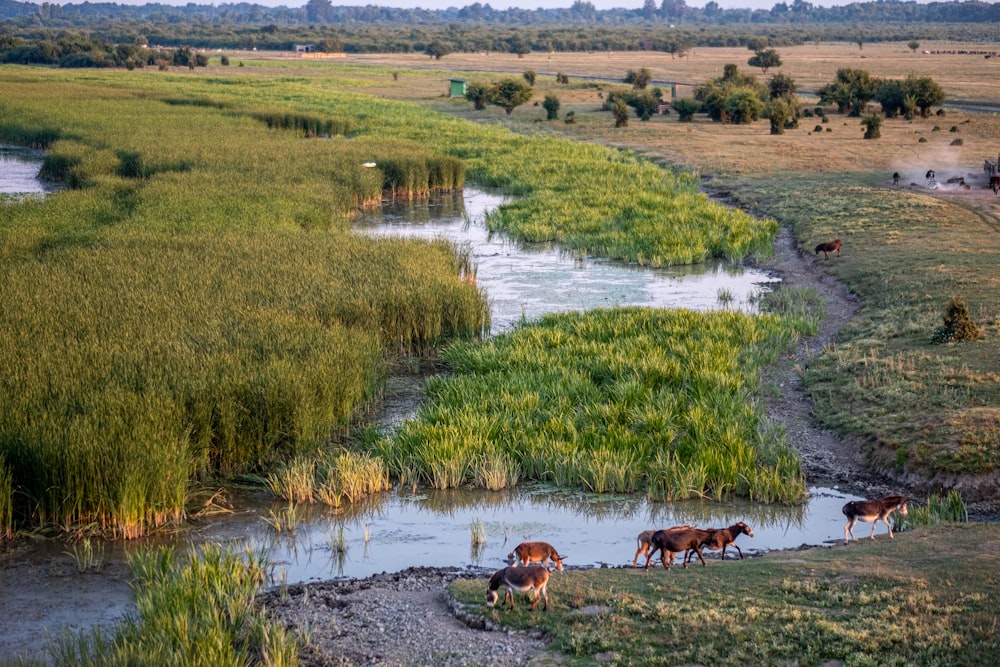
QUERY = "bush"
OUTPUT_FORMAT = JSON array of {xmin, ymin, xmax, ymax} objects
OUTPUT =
[
  {"xmin": 931, "ymin": 296, "xmax": 982, "ymax": 344},
  {"xmin": 542, "ymin": 94, "xmax": 560, "ymax": 120}
]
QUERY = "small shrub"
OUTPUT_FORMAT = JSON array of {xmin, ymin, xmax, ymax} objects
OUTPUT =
[
  {"xmin": 950, "ymin": 125, "xmax": 958, "ymax": 132},
  {"xmin": 803, "ymin": 108, "xmax": 814, "ymax": 117},
  {"xmin": 919, "ymin": 136, "xmax": 928, "ymax": 142},
  {"xmin": 951, "ymin": 138, "xmax": 963, "ymax": 146},
  {"xmin": 564, "ymin": 110, "xmax": 576, "ymax": 124},
  {"xmin": 932, "ymin": 126, "xmax": 941, "ymax": 131},
  {"xmin": 931, "ymin": 296, "xmax": 982, "ymax": 344},
  {"xmin": 814, "ymin": 124, "xmax": 824, "ymax": 132},
  {"xmin": 936, "ymin": 108, "xmax": 946, "ymax": 116}
]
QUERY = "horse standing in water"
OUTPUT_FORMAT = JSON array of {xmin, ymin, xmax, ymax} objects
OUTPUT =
[{"xmin": 842, "ymin": 495, "xmax": 911, "ymax": 544}]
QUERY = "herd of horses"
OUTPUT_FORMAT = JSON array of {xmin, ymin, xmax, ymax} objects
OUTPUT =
[{"xmin": 484, "ymin": 495, "xmax": 912, "ymax": 612}]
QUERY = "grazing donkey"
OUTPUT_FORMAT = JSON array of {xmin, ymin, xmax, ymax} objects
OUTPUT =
[
  {"xmin": 814, "ymin": 239, "xmax": 842, "ymax": 259},
  {"xmin": 842, "ymin": 495, "xmax": 911, "ymax": 544},
  {"xmin": 485, "ymin": 566, "xmax": 551, "ymax": 611}
]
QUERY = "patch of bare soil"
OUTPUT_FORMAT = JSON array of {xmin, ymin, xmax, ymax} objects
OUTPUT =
[{"xmin": 259, "ymin": 567, "xmax": 552, "ymax": 667}]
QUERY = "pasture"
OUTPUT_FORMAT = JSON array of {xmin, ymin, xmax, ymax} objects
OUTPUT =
[{"xmin": 450, "ymin": 523, "xmax": 1000, "ymax": 666}]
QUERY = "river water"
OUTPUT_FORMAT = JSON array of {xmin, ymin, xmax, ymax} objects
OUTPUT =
[{"xmin": 0, "ymin": 156, "xmax": 863, "ymax": 660}]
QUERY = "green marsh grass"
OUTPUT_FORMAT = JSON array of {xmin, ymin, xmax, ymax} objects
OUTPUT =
[
  {"xmin": 898, "ymin": 491, "xmax": 969, "ymax": 531},
  {"xmin": 377, "ymin": 307, "xmax": 811, "ymax": 503},
  {"xmin": 48, "ymin": 543, "xmax": 299, "ymax": 667},
  {"xmin": 0, "ymin": 63, "xmax": 775, "ymax": 536}
]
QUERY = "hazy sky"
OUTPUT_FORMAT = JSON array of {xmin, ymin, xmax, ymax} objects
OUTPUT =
[{"xmin": 101, "ymin": 0, "xmax": 882, "ymax": 11}]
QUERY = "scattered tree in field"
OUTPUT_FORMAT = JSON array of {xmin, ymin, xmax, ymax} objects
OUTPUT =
[
  {"xmin": 508, "ymin": 34, "xmax": 531, "ymax": 58},
  {"xmin": 488, "ymin": 77, "xmax": 533, "ymax": 116},
  {"xmin": 861, "ymin": 112, "xmax": 883, "ymax": 139},
  {"xmin": 874, "ymin": 73, "xmax": 945, "ymax": 118},
  {"xmin": 523, "ymin": 70, "xmax": 536, "ymax": 86},
  {"xmin": 908, "ymin": 40, "xmax": 920, "ymax": 53},
  {"xmin": 543, "ymin": 94, "xmax": 560, "ymax": 120},
  {"xmin": 626, "ymin": 87, "xmax": 663, "ymax": 120},
  {"xmin": 694, "ymin": 64, "xmax": 768, "ymax": 125},
  {"xmin": 624, "ymin": 67, "xmax": 653, "ymax": 89},
  {"xmin": 816, "ymin": 68, "xmax": 879, "ymax": 116},
  {"xmin": 673, "ymin": 97, "xmax": 702, "ymax": 122},
  {"xmin": 931, "ymin": 296, "xmax": 982, "ymax": 343},
  {"xmin": 556, "ymin": 72, "xmax": 570, "ymax": 84},
  {"xmin": 856, "ymin": 36, "xmax": 864, "ymax": 50},
  {"xmin": 464, "ymin": 80, "xmax": 490, "ymax": 110},
  {"xmin": 768, "ymin": 72, "xmax": 796, "ymax": 99},
  {"xmin": 768, "ymin": 73, "xmax": 801, "ymax": 129},
  {"xmin": 611, "ymin": 98, "xmax": 630, "ymax": 127},
  {"xmin": 748, "ymin": 48, "xmax": 782, "ymax": 74},
  {"xmin": 425, "ymin": 39, "xmax": 451, "ymax": 60},
  {"xmin": 767, "ymin": 97, "xmax": 794, "ymax": 134}
]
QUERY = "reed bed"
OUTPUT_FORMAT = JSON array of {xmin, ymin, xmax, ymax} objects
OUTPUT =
[
  {"xmin": 0, "ymin": 71, "xmax": 488, "ymax": 537},
  {"xmin": 376, "ymin": 307, "xmax": 809, "ymax": 503},
  {"xmin": 48, "ymin": 543, "xmax": 299, "ymax": 666},
  {"xmin": 898, "ymin": 491, "xmax": 969, "ymax": 531}
]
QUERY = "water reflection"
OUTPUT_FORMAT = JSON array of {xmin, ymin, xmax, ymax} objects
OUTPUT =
[
  {"xmin": 0, "ymin": 145, "xmax": 59, "ymax": 196},
  {"xmin": 239, "ymin": 484, "xmax": 858, "ymax": 585},
  {"xmin": 356, "ymin": 188, "xmax": 781, "ymax": 335}
]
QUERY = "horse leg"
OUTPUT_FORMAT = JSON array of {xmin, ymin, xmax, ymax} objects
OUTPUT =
[
  {"xmin": 633, "ymin": 543, "xmax": 647, "ymax": 568},
  {"xmin": 691, "ymin": 546, "xmax": 707, "ymax": 566},
  {"xmin": 869, "ymin": 518, "xmax": 879, "ymax": 540},
  {"xmin": 844, "ymin": 518, "xmax": 856, "ymax": 544},
  {"xmin": 883, "ymin": 515, "xmax": 894, "ymax": 539}
]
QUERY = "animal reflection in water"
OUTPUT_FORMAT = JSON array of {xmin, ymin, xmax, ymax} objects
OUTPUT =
[
  {"xmin": 842, "ymin": 495, "xmax": 911, "ymax": 544},
  {"xmin": 485, "ymin": 566, "xmax": 551, "ymax": 611}
]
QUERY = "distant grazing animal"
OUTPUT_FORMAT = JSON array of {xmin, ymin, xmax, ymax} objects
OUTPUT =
[
  {"xmin": 991, "ymin": 175, "xmax": 1000, "ymax": 195},
  {"xmin": 697, "ymin": 522, "xmax": 755, "ymax": 561},
  {"xmin": 842, "ymin": 495, "xmax": 911, "ymax": 544},
  {"xmin": 892, "ymin": 172, "xmax": 900, "ymax": 186},
  {"xmin": 507, "ymin": 541, "xmax": 565, "ymax": 571},
  {"xmin": 961, "ymin": 182, "xmax": 971, "ymax": 190},
  {"xmin": 485, "ymin": 566, "xmax": 551, "ymax": 611},
  {"xmin": 814, "ymin": 239, "xmax": 842, "ymax": 259},
  {"xmin": 632, "ymin": 526, "xmax": 693, "ymax": 568},
  {"xmin": 644, "ymin": 527, "xmax": 713, "ymax": 570}
]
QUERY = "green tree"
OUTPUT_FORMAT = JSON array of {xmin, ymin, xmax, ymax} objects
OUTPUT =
[
  {"xmin": 488, "ymin": 77, "xmax": 533, "ymax": 116},
  {"xmin": 767, "ymin": 97, "xmax": 793, "ymax": 135},
  {"xmin": 905, "ymin": 73, "xmax": 945, "ymax": 117},
  {"xmin": 908, "ymin": 40, "xmax": 920, "ymax": 53},
  {"xmin": 672, "ymin": 97, "xmax": 702, "ymax": 122},
  {"xmin": 861, "ymin": 112, "xmax": 883, "ymax": 139},
  {"xmin": 425, "ymin": 39, "xmax": 451, "ymax": 60},
  {"xmin": 611, "ymin": 97, "xmax": 630, "ymax": 127},
  {"xmin": 624, "ymin": 67, "xmax": 653, "ymax": 89},
  {"xmin": 542, "ymin": 94, "xmax": 560, "ymax": 120},
  {"xmin": 874, "ymin": 79, "xmax": 905, "ymax": 117},
  {"xmin": 464, "ymin": 80, "xmax": 490, "ymax": 110},
  {"xmin": 522, "ymin": 70, "xmax": 536, "ymax": 86},
  {"xmin": 748, "ymin": 48, "xmax": 782, "ymax": 74},
  {"xmin": 768, "ymin": 73, "xmax": 796, "ymax": 99},
  {"xmin": 508, "ymin": 34, "xmax": 531, "ymax": 58},
  {"xmin": 626, "ymin": 87, "xmax": 663, "ymax": 121},
  {"xmin": 816, "ymin": 68, "xmax": 878, "ymax": 116}
]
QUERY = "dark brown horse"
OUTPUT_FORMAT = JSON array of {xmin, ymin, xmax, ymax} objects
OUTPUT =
[
  {"xmin": 644, "ymin": 527, "xmax": 713, "ymax": 570},
  {"xmin": 842, "ymin": 495, "xmax": 911, "ymax": 544},
  {"xmin": 698, "ymin": 522, "xmax": 755, "ymax": 561},
  {"xmin": 814, "ymin": 239, "xmax": 842, "ymax": 259},
  {"xmin": 485, "ymin": 566, "xmax": 551, "ymax": 611}
]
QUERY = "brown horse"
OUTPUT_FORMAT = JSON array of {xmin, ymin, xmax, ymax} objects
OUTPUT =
[
  {"xmin": 814, "ymin": 239, "xmax": 842, "ymax": 259},
  {"xmin": 842, "ymin": 495, "xmax": 911, "ymax": 544}
]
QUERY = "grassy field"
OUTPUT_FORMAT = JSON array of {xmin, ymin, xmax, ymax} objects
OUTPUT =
[
  {"xmin": 450, "ymin": 523, "xmax": 1000, "ymax": 666},
  {"xmin": 274, "ymin": 41, "xmax": 1000, "ymax": 498}
]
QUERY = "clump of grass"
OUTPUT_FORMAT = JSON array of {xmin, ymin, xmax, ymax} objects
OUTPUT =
[
  {"xmin": 49, "ymin": 543, "xmax": 299, "ymax": 666},
  {"xmin": 753, "ymin": 286, "xmax": 825, "ymax": 336},
  {"xmin": 931, "ymin": 295, "xmax": 982, "ymax": 344},
  {"xmin": 898, "ymin": 491, "xmax": 968, "ymax": 531},
  {"xmin": 64, "ymin": 538, "xmax": 106, "ymax": 573},
  {"xmin": 262, "ymin": 502, "xmax": 302, "ymax": 535},
  {"xmin": 0, "ymin": 454, "xmax": 12, "ymax": 541}
]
